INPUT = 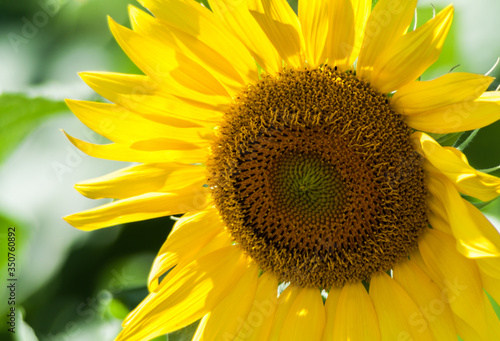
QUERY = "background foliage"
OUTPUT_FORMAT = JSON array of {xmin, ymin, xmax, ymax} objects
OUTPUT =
[{"xmin": 0, "ymin": 0, "xmax": 499, "ymax": 340}]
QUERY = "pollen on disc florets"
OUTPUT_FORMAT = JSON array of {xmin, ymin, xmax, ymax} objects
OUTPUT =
[{"xmin": 207, "ymin": 66, "xmax": 427, "ymax": 288}]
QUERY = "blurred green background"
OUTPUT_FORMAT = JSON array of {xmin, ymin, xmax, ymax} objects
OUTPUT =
[{"xmin": 0, "ymin": 0, "xmax": 499, "ymax": 340}]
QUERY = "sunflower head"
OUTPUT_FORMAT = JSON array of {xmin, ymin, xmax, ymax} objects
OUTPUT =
[
  {"xmin": 208, "ymin": 66, "xmax": 428, "ymax": 287},
  {"xmin": 63, "ymin": 0, "xmax": 500, "ymax": 340}
]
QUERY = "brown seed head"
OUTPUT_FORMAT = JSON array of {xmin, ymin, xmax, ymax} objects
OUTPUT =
[{"xmin": 208, "ymin": 67, "xmax": 427, "ymax": 288}]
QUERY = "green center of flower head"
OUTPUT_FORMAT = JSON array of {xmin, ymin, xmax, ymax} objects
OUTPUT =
[
  {"xmin": 273, "ymin": 153, "xmax": 344, "ymax": 217},
  {"xmin": 208, "ymin": 66, "xmax": 428, "ymax": 288}
]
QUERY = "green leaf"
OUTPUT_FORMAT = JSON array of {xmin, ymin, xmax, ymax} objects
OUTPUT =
[
  {"xmin": 428, "ymin": 132, "xmax": 463, "ymax": 147},
  {"xmin": 461, "ymin": 194, "xmax": 497, "ymax": 210},
  {"xmin": 166, "ymin": 320, "xmax": 200, "ymax": 341},
  {"xmin": 0, "ymin": 215, "xmax": 29, "ymax": 294},
  {"xmin": 108, "ymin": 299, "xmax": 130, "ymax": 320},
  {"xmin": 195, "ymin": 0, "xmax": 211, "ymax": 10},
  {"xmin": 486, "ymin": 291, "xmax": 500, "ymax": 320},
  {"xmin": 470, "ymin": 200, "xmax": 497, "ymax": 210},
  {"xmin": 0, "ymin": 93, "xmax": 68, "ymax": 163}
]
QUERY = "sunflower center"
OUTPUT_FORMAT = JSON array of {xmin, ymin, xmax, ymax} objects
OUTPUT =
[
  {"xmin": 272, "ymin": 153, "xmax": 345, "ymax": 218},
  {"xmin": 208, "ymin": 67, "xmax": 427, "ymax": 287}
]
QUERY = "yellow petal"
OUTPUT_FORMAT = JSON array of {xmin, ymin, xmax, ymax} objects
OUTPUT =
[
  {"xmin": 369, "ymin": 272, "xmax": 434, "ymax": 340},
  {"xmin": 153, "ymin": 228, "xmax": 233, "ymax": 295},
  {"xmin": 128, "ymin": 4, "xmax": 258, "ymax": 94},
  {"xmin": 150, "ymin": 227, "xmax": 234, "ymax": 293},
  {"xmin": 332, "ymin": 282, "xmax": 380, "ymax": 341},
  {"xmin": 116, "ymin": 246, "xmax": 249, "ymax": 341},
  {"xmin": 426, "ymin": 188, "xmax": 448, "ymax": 223},
  {"xmin": 478, "ymin": 90, "xmax": 500, "ymax": 102},
  {"xmin": 426, "ymin": 173, "xmax": 500, "ymax": 258},
  {"xmin": 279, "ymin": 287, "xmax": 326, "ymax": 341},
  {"xmin": 356, "ymin": 0, "xmax": 417, "ymax": 82},
  {"xmin": 412, "ymin": 132, "xmax": 500, "ymax": 202},
  {"xmin": 418, "ymin": 229, "xmax": 489, "ymax": 339},
  {"xmin": 427, "ymin": 209, "xmax": 452, "ymax": 235},
  {"xmin": 233, "ymin": 272, "xmax": 280, "ymax": 341},
  {"xmin": 409, "ymin": 248, "xmax": 441, "ymax": 285},
  {"xmin": 393, "ymin": 260, "xmax": 457, "ymax": 341},
  {"xmin": 268, "ymin": 285, "xmax": 301, "ymax": 339},
  {"xmin": 193, "ymin": 229, "xmax": 234, "ymax": 258},
  {"xmin": 64, "ymin": 185, "xmax": 209, "ymax": 231},
  {"xmin": 192, "ymin": 315, "xmax": 209, "ymax": 341},
  {"xmin": 64, "ymin": 131, "xmax": 207, "ymax": 164},
  {"xmin": 404, "ymin": 99, "xmax": 500, "ymax": 133},
  {"xmin": 370, "ymin": 5, "xmax": 454, "ymax": 93},
  {"xmin": 477, "ymin": 257, "xmax": 500, "ymax": 307},
  {"xmin": 453, "ymin": 198, "xmax": 500, "ymax": 256},
  {"xmin": 129, "ymin": 137, "xmax": 207, "ymax": 151},
  {"xmin": 247, "ymin": 0, "xmax": 305, "ymax": 68},
  {"xmin": 147, "ymin": 207, "xmax": 223, "ymax": 291},
  {"xmin": 138, "ymin": 0, "xmax": 259, "ymax": 81},
  {"xmin": 298, "ymin": 0, "xmax": 329, "ymax": 67},
  {"xmin": 391, "ymin": 73, "xmax": 493, "ymax": 115},
  {"xmin": 66, "ymin": 100, "xmax": 212, "ymax": 148},
  {"xmin": 477, "ymin": 256, "xmax": 500, "ymax": 279},
  {"xmin": 210, "ymin": 0, "xmax": 281, "ymax": 74},
  {"xmin": 108, "ymin": 16, "xmax": 230, "ymax": 96},
  {"xmin": 193, "ymin": 262, "xmax": 259, "ymax": 341},
  {"xmin": 445, "ymin": 146, "xmax": 468, "ymax": 163},
  {"xmin": 321, "ymin": 286, "xmax": 341, "ymax": 341},
  {"xmin": 453, "ymin": 315, "xmax": 483, "ymax": 341},
  {"xmin": 75, "ymin": 163, "xmax": 205, "ymax": 200},
  {"xmin": 324, "ymin": 0, "xmax": 371, "ymax": 70},
  {"xmin": 79, "ymin": 72, "xmax": 226, "ymax": 125}
]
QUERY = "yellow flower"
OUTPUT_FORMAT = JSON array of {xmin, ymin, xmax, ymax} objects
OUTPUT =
[{"xmin": 64, "ymin": 0, "xmax": 500, "ymax": 340}]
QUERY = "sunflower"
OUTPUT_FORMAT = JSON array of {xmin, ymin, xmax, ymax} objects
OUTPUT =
[{"xmin": 64, "ymin": 0, "xmax": 500, "ymax": 339}]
